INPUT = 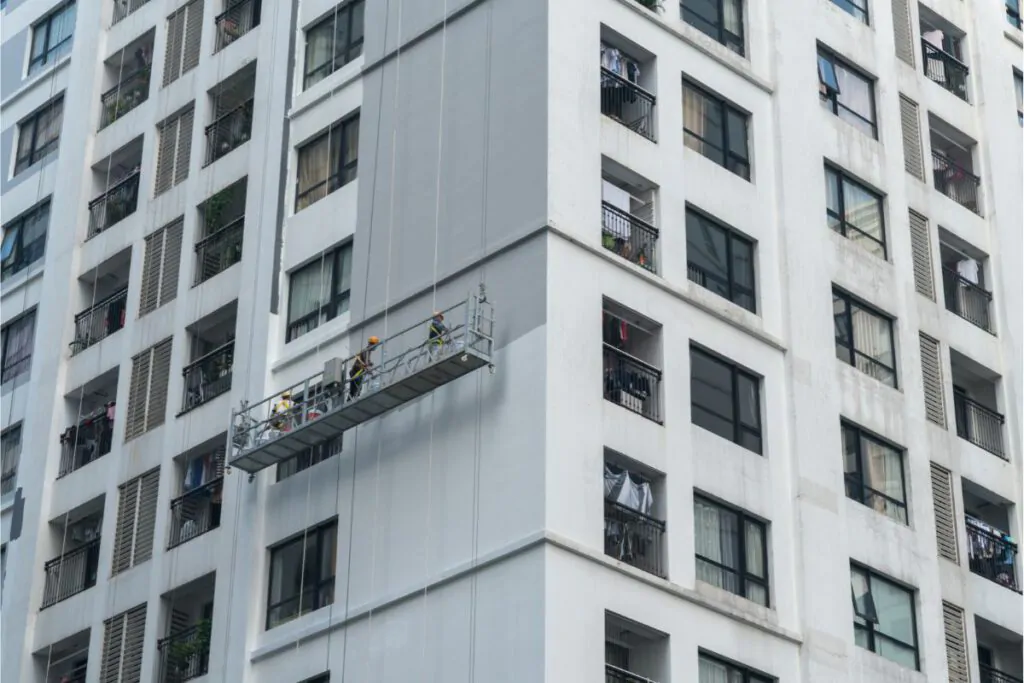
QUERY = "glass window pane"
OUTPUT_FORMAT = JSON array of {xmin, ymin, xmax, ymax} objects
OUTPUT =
[
  {"xmin": 745, "ymin": 580, "xmax": 768, "ymax": 606},
  {"xmin": 334, "ymin": 8, "xmax": 350, "ymax": 65},
  {"xmin": 841, "ymin": 425, "xmax": 859, "ymax": 476},
  {"xmin": 836, "ymin": 63, "xmax": 873, "ymax": 122},
  {"xmin": 825, "ymin": 168, "xmax": 841, "ymax": 215},
  {"xmin": 737, "ymin": 373, "xmax": 759, "ymax": 430},
  {"xmin": 842, "ymin": 179, "xmax": 884, "ymax": 244},
  {"xmin": 269, "ymin": 539, "xmax": 304, "ymax": 606},
  {"xmin": 854, "ymin": 623, "xmax": 872, "ymax": 650},
  {"xmin": 305, "ymin": 21, "xmax": 333, "ymax": 87},
  {"xmin": 850, "ymin": 567, "xmax": 876, "ymax": 621},
  {"xmin": 289, "ymin": 261, "xmax": 326, "ymax": 323},
  {"xmin": 730, "ymin": 236, "xmax": 754, "ymax": 294},
  {"xmin": 862, "ymin": 436, "xmax": 904, "ymax": 503},
  {"xmin": 818, "ymin": 54, "xmax": 840, "ymax": 92},
  {"xmin": 725, "ymin": 109, "xmax": 748, "ymax": 159},
  {"xmin": 877, "ymin": 636, "xmax": 917, "ymax": 668},
  {"xmin": 872, "ymin": 577, "xmax": 914, "ymax": 644},
  {"xmin": 744, "ymin": 519, "xmax": 765, "ymax": 578},
  {"xmin": 691, "ymin": 350, "xmax": 735, "ymax": 423},
  {"xmin": 738, "ymin": 430, "xmax": 761, "ymax": 454},
  {"xmin": 686, "ymin": 214, "xmax": 730, "ymax": 298},
  {"xmin": 850, "ymin": 303, "xmax": 892, "ymax": 368},
  {"xmin": 350, "ymin": 0, "xmax": 365, "ymax": 48}
]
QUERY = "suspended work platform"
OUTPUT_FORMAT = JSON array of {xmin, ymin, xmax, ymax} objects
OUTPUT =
[{"xmin": 228, "ymin": 292, "xmax": 495, "ymax": 474}]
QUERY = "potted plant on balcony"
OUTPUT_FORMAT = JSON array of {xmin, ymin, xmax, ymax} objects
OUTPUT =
[{"xmin": 167, "ymin": 619, "xmax": 212, "ymax": 680}]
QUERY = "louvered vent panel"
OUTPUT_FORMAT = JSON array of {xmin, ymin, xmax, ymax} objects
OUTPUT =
[
  {"xmin": 931, "ymin": 462, "xmax": 959, "ymax": 564},
  {"xmin": 900, "ymin": 95, "xmax": 925, "ymax": 180},
  {"xmin": 132, "ymin": 469, "xmax": 160, "ymax": 565},
  {"xmin": 173, "ymin": 108, "xmax": 194, "ymax": 186},
  {"xmin": 163, "ymin": 9, "xmax": 186, "ymax": 86},
  {"xmin": 139, "ymin": 229, "xmax": 164, "ymax": 316},
  {"xmin": 124, "ymin": 350, "xmax": 152, "ymax": 441},
  {"xmin": 942, "ymin": 601, "xmax": 969, "ymax": 683},
  {"xmin": 892, "ymin": 0, "xmax": 915, "ymax": 67},
  {"xmin": 146, "ymin": 338, "xmax": 173, "ymax": 432},
  {"xmin": 920, "ymin": 333, "xmax": 946, "ymax": 427},
  {"xmin": 909, "ymin": 210, "xmax": 935, "ymax": 300},
  {"xmin": 159, "ymin": 219, "xmax": 184, "ymax": 307},
  {"xmin": 181, "ymin": 0, "xmax": 204, "ymax": 75}
]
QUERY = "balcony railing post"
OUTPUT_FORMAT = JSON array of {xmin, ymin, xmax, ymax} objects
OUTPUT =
[
  {"xmin": 181, "ymin": 342, "xmax": 235, "ymax": 413},
  {"xmin": 604, "ymin": 500, "xmax": 666, "ymax": 577},
  {"xmin": 921, "ymin": 40, "xmax": 969, "ymax": 101},
  {"xmin": 204, "ymin": 99, "xmax": 254, "ymax": 165},
  {"xmin": 158, "ymin": 621, "xmax": 212, "ymax": 683},
  {"xmin": 41, "ymin": 538, "xmax": 101, "ymax": 608},
  {"xmin": 601, "ymin": 202, "xmax": 658, "ymax": 273},
  {"xmin": 603, "ymin": 344, "xmax": 662, "ymax": 423},
  {"xmin": 600, "ymin": 68, "xmax": 657, "ymax": 141},
  {"xmin": 605, "ymin": 663, "xmax": 658, "ymax": 683},
  {"xmin": 966, "ymin": 521, "xmax": 1019, "ymax": 592},
  {"xmin": 58, "ymin": 406, "xmax": 116, "ymax": 478},
  {"xmin": 88, "ymin": 171, "xmax": 141, "ymax": 238},
  {"xmin": 953, "ymin": 393, "xmax": 1006, "ymax": 459},
  {"xmin": 980, "ymin": 663, "xmax": 1024, "ymax": 683},
  {"xmin": 194, "ymin": 216, "xmax": 244, "ymax": 285},
  {"xmin": 112, "ymin": 0, "xmax": 153, "ymax": 24},
  {"xmin": 932, "ymin": 150, "xmax": 981, "ymax": 214},
  {"xmin": 71, "ymin": 289, "xmax": 129, "ymax": 355},
  {"xmin": 100, "ymin": 67, "xmax": 152, "ymax": 129},
  {"xmin": 942, "ymin": 267, "xmax": 992, "ymax": 331},
  {"xmin": 215, "ymin": 0, "xmax": 261, "ymax": 52},
  {"xmin": 168, "ymin": 477, "xmax": 223, "ymax": 548}
]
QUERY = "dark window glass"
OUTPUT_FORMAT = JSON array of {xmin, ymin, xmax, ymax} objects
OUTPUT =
[
  {"xmin": 28, "ymin": 2, "xmax": 76, "ymax": 76},
  {"xmin": 14, "ymin": 96, "xmax": 64, "ymax": 175},
  {"xmin": 694, "ymin": 496, "xmax": 769, "ymax": 606},
  {"xmin": 1, "ymin": 200, "xmax": 49, "ymax": 281},
  {"xmin": 824, "ymin": 166, "xmax": 886, "ymax": 258},
  {"xmin": 683, "ymin": 81, "xmax": 750, "ymax": 179},
  {"xmin": 851, "ymin": 565, "xmax": 919, "ymax": 670},
  {"xmin": 686, "ymin": 208, "xmax": 756, "ymax": 312},
  {"xmin": 1, "ymin": 310, "xmax": 36, "ymax": 384},
  {"xmin": 267, "ymin": 522, "xmax": 338, "ymax": 629},
  {"xmin": 818, "ymin": 49, "xmax": 877, "ymax": 138},
  {"xmin": 303, "ymin": 0, "xmax": 365, "ymax": 89},
  {"xmin": 295, "ymin": 114, "xmax": 360, "ymax": 210},
  {"xmin": 690, "ymin": 346, "xmax": 762, "ymax": 454},
  {"xmin": 841, "ymin": 422, "xmax": 907, "ymax": 524},
  {"xmin": 699, "ymin": 653, "xmax": 774, "ymax": 683},
  {"xmin": 286, "ymin": 244, "xmax": 353, "ymax": 341},
  {"xmin": 832, "ymin": 289, "xmax": 897, "ymax": 387},
  {"xmin": 829, "ymin": 0, "xmax": 868, "ymax": 24},
  {"xmin": 681, "ymin": 0, "xmax": 744, "ymax": 55}
]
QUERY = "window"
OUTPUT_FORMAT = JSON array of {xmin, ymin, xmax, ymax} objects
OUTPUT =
[
  {"xmin": 125, "ymin": 338, "xmax": 173, "ymax": 440},
  {"xmin": 286, "ymin": 244, "xmax": 353, "ymax": 341},
  {"xmin": 1009, "ymin": 0, "xmax": 1022, "ymax": 29},
  {"xmin": 1013, "ymin": 69, "xmax": 1023, "ymax": 126},
  {"xmin": 295, "ymin": 115, "xmax": 360, "ymax": 211},
  {"xmin": 690, "ymin": 346, "xmax": 761, "ymax": 454},
  {"xmin": 112, "ymin": 469, "xmax": 159, "ymax": 574},
  {"xmin": 1, "ymin": 200, "xmax": 49, "ymax": 281},
  {"xmin": 28, "ymin": 2, "xmax": 76, "ymax": 76},
  {"xmin": 694, "ymin": 495, "xmax": 769, "ymax": 606},
  {"xmin": 833, "ymin": 288, "xmax": 896, "ymax": 387},
  {"xmin": 681, "ymin": 0, "xmax": 744, "ymax": 55},
  {"xmin": 1, "ymin": 425, "xmax": 21, "ymax": 498},
  {"xmin": 304, "ymin": 0, "xmax": 365, "ymax": 89},
  {"xmin": 818, "ymin": 49, "xmax": 877, "ymax": 138},
  {"xmin": 267, "ymin": 521, "xmax": 337, "ymax": 629},
  {"xmin": 829, "ymin": 0, "xmax": 868, "ymax": 23},
  {"xmin": 155, "ymin": 107, "xmax": 195, "ymax": 194},
  {"xmin": 683, "ymin": 81, "xmax": 750, "ymax": 179},
  {"xmin": 277, "ymin": 435, "xmax": 343, "ymax": 481},
  {"xmin": 825, "ymin": 166, "xmax": 886, "ymax": 258},
  {"xmin": 851, "ymin": 565, "xmax": 919, "ymax": 670},
  {"xmin": 14, "ymin": 96, "xmax": 64, "ymax": 175},
  {"xmin": 686, "ymin": 208, "xmax": 755, "ymax": 312},
  {"xmin": 99, "ymin": 604, "xmax": 146, "ymax": 682},
  {"xmin": 841, "ymin": 422, "xmax": 907, "ymax": 524},
  {"xmin": 699, "ymin": 653, "xmax": 773, "ymax": 683},
  {"xmin": 163, "ymin": 0, "xmax": 203, "ymax": 86},
  {"xmin": 140, "ymin": 219, "xmax": 184, "ymax": 316},
  {"xmin": 1, "ymin": 310, "xmax": 36, "ymax": 384}
]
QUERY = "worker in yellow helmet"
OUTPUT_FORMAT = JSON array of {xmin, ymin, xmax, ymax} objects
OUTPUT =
[
  {"xmin": 428, "ymin": 311, "xmax": 448, "ymax": 349},
  {"xmin": 271, "ymin": 390, "xmax": 294, "ymax": 431},
  {"xmin": 349, "ymin": 336, "xmax": 379, "ymax": 400}
]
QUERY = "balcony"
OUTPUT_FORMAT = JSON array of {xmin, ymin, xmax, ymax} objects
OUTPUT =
[
  {"xmin": 195, "ymin": 179, "xmax": 246, "ymax": 285},
  {"xmin": 41, "ymin": 538, "xmax": 101, "ymax": 608},
  {"xmin": 603, "ymin": 346, "xmax": 661, "ymax": 423},
  {"xmin": 932, "ymin": 150, "xmax": 981, "ymax": 214},
  {"xmin": 966, "ymin": 518, "xmax": 1019, "ymax": 592},
  {"xmin": 158, "ymin": 621, "xmax": 211, "ymax": 683},
  {"xmin": 605, "ymin": 613, "xmax": 667, "ymax": 683},
  {"xmin": 921, "ymin": 39, "xmax": 969, "ymax": 102},
  {"xmin": 37, "ymin": 630, "xmax": 90, "ymax": 683},
  {"xmin": 59, "ymin": 405, "xmax": 115, "ymax": 478},
  {"xmin": 983, "ymin": 665, "xmax": 1023, "ymax": 683},
  {"xmin": 70, "ymin": 289, "xmax": 128, "ymax": 355},
  {"xmin": 112, "ymin": 0, "xmax": 153, "ymax": 24},
  {"xmin": 600, "ymin": 69, "xmax": 656, "ymax": 141},
  {"xmin": 88, "ymin": 171, "xmax": 140, "ymax": 238},
  {"xmin": 606, "ymin": 665, "xmax": 657, "ymax": 683},
  {"xmin": 215, "ymin": 0, "xmax": 261, "ymax": 52},
  {"xmin": 602, "ymin": 203, "xmax": 658, "ymax": 273},
  {"xmin": 942, "ymin": 267, "xmax": 992, "ymax": 331},
  {"xmin": 182, "ymin": 341, "xmax": 234, "ymax": 413},
  {"xmin": 204, "ymin": 100, "xmax": 253, "ymax": 166},
  {"xmin": 1, "ymin": 428, "xmax": 19, "ymax": 499},
  {"xmin": 604, "ymin": 501, "xmax": 665, "ymax": 577},
  {"xmin": 169, "ymin": 478, "xmax": 222, "ymax": 548},
  {"xmin": 954, "ymin": 393, "xmax": 1005, "ymax": 459},
  {"xmin": 100, "ymin": 69, "xmax": 151, "ymax": 129}
]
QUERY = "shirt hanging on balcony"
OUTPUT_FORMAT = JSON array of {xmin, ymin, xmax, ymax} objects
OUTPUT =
[
  {"xmin": 604, "ymin": 465, "xmax": 653, "ymax": 516},
  {"xmin": 956, "ymin": 258, "xmax": 979, "ymax": 284}
]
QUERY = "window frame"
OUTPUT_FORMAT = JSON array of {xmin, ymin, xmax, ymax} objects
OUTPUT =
[
  {"xmin": 276, "ymin": 434, "xmax": 343, "ymax": 481},
  {"xmin": 14, "ymin": 96, "xmax": 64, "ymax": 175},
  {"xmin": 685, "ymin": 206, "xmax": 756, "ymax": 313},
  {"xmin": 681, "ymin": 0, "xmax": 745, "ymax": 56},
  {"xmin": 294, "ymin": 114, "xmax": 360, "ymax": 211},
  {"xmin": 698, "ymin": 652, "xmax": 774, "ymax": 683},
  {"xmin": 694, "ymin": 494, "xmax": 770, "ymax": 606},
  {"xmin": 27, "ymin": 1, "xmax": 76, "ymax": 76},
  {"xmin": 825, "ymin": 165, "xmax": 887, "ymax": 258},
  {"xmin": 266, "ymin": 521, "xmax": 338, "ymax": 629},
  {"xmin": 1013, "ymin": 68, "xmax": 1023, "ymax": 126},
  {"xmin": 683, "ymin": 80, "xmax": 751, "ymax": 180},
  {"xmin": 1, "ymin": 310, "xmax": 36, "ymax": 385},
  {"xmin": 829, "ymin": 0, "xmax": 869, "ymax": 24},
  {"xmin": 832, "ymin": 288, "xmax": 898, "ymax": 388},
  {"xmin": 690, "ymin": 345, "xmax": 762, "ymax": 454},
  {"xmin": 817, "ymin": 48, "xmax": 877, "ymax": 138},
  {"xmin": 850, "ymin": 564, "xmax": 920, "ymax": 670},
  {"xmin": 1009, "ymin": 0, "xmax": 1022, "ymax": 29},
  {"xmin": 303, "ymin": 0, "xmax": 365, "ymax": 90},
  {"xmin": 285, "ymin": 243, "xmax": 353, "ymax": 342},
  {"xmin": 1, "ymin": 200, "xmax": 49, "ymax": 281},
  {"xmin": 841, "ymin": 421, "xmax": 907, "ymax": 524}
]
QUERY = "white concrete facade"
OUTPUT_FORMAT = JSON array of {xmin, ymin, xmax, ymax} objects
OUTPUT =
[{"xmin": 1, "ymin": 0, "xmax": 1021, "ymax": 682}]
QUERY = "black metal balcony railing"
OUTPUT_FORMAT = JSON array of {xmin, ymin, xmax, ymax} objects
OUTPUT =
[
  {"xmin": 981, "ymin": 663, "xmax": 1024, "ymax": 683},
  {"xmin": 601, "ymin": 202, "xmax": 658, "ymax": 273},
  {"xmin": 99, "ymin": 68, "xmax": 151, "ymax": 129},
  {"xmin": 921, "ymin": 40, "xmax": 969, "ymax": 101},
  {"xmin": 88, "ymin": 171, "xmax": 141, "ymax": 238},
  {"xmin": 158, "ymin": 622, "xmax": 212, "ymax": 683},
  {"xmin": 604, "ymin": 500, "xmax": 666, "ymax": 577},
  {"xmin": 70, "ymin": 288, "xmax": 128, "ymax": 355},
  {"xmin": 932, "ymin": 150, "xmax": 981, "ymax": 215},
  {"xmin": 606, "ymin": 664, "xmax": 657, "ymax": 683},
  {"xmin": 194, "ymin": 217, "xmax": 244, "ymax": 285},
  {"xmin": 215, "ymin": 0, "xmax": 261, "ymax": 52},
  {"xmin": 954, "ymin": 393, "xmax": 1006, "ymax": 459},
  {"xmin": 942, "ymin": 267, "xmax": 992, "ymax": 332},
  {"xmin": 41, "ymin": 538, "xmax": 101, "ymax": 608},
  {"xmin": 181, "ymin": 342, "xmax": 234, "ymax": 413},
  {"xmin": 966, "ymin": 521, "xmax": 1019, "ymax": 592},
  {"xmin": 204, "ymin": 99, "xmax": 254, "ymax": 166},
  {"xmin": 603, "ymin": 344, "xmax": 662, "ymax": 423},
  {"xmin": 112, "ymin": 0, "xmax": 152, "ymax": 24},
  {"xmin": 47, "ymin": 661, "xmax": 88, "ymax": 683},
  {"xmin": 600, "ymin": 68, "xmax": 656, "ymax": 142},
  {"xmin": 58, "ymin": 406, "xmax": 115, "ymax": 478},
  {"xmin": 168, "ymin": 477, "xmax": 223, "ymax": 548}
]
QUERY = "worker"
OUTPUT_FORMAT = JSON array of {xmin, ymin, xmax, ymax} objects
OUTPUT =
[
  {"xmin": 349, "ymin": 336, "xmax": 379, "ymax": 400},
  {"xmin": 271, "ymin": 391, "xmax": 294, "ymax": 431},
  {"xmin": 429, "ymin": 311, "xmax": 448, "ymax": 348}
]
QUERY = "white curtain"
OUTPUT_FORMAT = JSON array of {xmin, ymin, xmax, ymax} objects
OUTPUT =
[
  {"xmin": 683, "ymin": 85, "xmax": 707, "ymax": 142},
  {"xmin": 288, "ymin": 257, "xmax": 330, "ymax": 327},
  {"xmin": 850, "ymin": 303, "xmax": 893, "ymax": 383},
  {"xmin": 2, "ymin": 314, "xmax": 35, "ymax": 380},
  {"xmin": 723, "ymin": 0, "xmax": 742, "ymax": 37},
  {"xmin": 695, "ymin": 500, "xmax": 739, "ymax": 593},
  {"xmin": 863, "ymin": 439, "xmax": 904, "ymax": 517},
  {"xmin": 297, "ymin": 134, "xmax": 330, "ymax": 208},
  {"xmin": 699, "ymin": 656, "xmax": 743, "ymax": 683},
  {"xmin": 304, "ymin": 21, "xmax": 334, "ymax": 87}
]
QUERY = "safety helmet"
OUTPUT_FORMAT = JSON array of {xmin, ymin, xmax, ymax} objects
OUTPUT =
[
  {"xmin": 368, "ymin": 336, "xmax": 380, "ymax": 345},
  {"xmin": 281, "ymin": 390, "xmax": 291, "ymax": 399},
  {"xmin": 434, "ymin": 311, "xmax": 444, "ymax": 319}
]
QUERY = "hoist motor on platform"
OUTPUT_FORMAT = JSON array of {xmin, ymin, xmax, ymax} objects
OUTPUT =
[{"xmin": 227, "ymin": 290, "xmax": 495, "ymax": 474}]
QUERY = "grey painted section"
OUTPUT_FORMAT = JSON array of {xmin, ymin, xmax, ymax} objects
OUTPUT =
[
  {"xmin": 364, "ymin": 0, "xmax": 480, "ymax": 63},
  {"xmin": 1, "ymin": 29, "xmax": 28, "ymax": 101},
  {"xmin": 0, "ymin": 125, "xmax": 60, "ymax": 194},
  {"xmin": 6, "ymin": 0, "xmax": 32, "ymax": 12},
  {"xmin": 350, "ymin": 0, "xmax": 549, "ymax": 337}
]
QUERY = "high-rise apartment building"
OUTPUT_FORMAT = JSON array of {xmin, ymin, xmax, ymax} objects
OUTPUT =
[{"xmin": 1, "ymin": 0, "xmax": 1021, "ymax": 681}]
